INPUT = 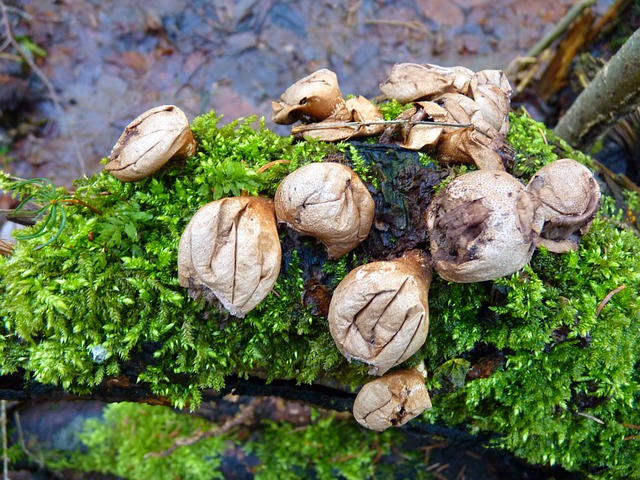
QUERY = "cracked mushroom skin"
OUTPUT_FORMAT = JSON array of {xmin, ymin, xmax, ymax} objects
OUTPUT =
[
  {"xmin": 271, "ymin": 69, "xmax": 348, "ymax": 125},
  {"xmin": 427, "ymin": 170, "xmax": 544, "ymax": 283},
  {"xmin": 527, "ymin": 159, "xmax": 601, "ymax": 253},
  {"xmin": 353, "ymin": 369, "xmax": 432, "ymax": 431},
  {"xmin": 105, "ymin": 105, "xmax": 196, "ymax": 182},
  {"xmin": 328, "ymin": 251, "xmax": 431, "ymax": 375},
  {"xmin": 274, "ymin": 162, "xmax": 375, "ymax": 258},
  {"xmin": 178, "ymin": 196, "xmax": 281, "ymax": 318}
]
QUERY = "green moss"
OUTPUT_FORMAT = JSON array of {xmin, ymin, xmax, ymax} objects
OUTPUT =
[{"xmin": 2, "ymin": 109, "xmax": 640, "ymax": 477}]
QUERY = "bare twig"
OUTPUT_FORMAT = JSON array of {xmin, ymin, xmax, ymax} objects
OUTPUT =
[
  {"xmin": 292, "ymin": 119, "xmax": 472, "ymax": 134},
  {"xmin": 576, "ymin": 411, "xmax": 605, "ymax": 424},
  {"xmin": 596, "ymin": 285, "xmax": 626, "ymax": 317},
  {"xmin": 363, "ymin": 19, "xmax": 431, "ymax": 36},
  {"xmin": 524, "ymin": 0, "xmax": 596, "ymax": 59},
  {"xmin": 144, "ymin": 399, "xmax": 257, "ymax": 459}
]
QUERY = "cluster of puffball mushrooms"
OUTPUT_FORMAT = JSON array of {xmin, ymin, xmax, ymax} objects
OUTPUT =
[{"xmin": 104, "ymin": 64, "xmax": 601, "ymax": 432}]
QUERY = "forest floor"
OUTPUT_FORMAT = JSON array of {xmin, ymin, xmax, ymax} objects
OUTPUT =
[{"xmin": 0, "ymin": 0, "xmax": 633, "ymax": 479}]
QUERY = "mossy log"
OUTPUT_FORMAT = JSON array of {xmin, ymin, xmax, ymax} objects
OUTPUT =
[{"xmin": 1, "ymin": 111, "xmax": 640, "ymax": 477}]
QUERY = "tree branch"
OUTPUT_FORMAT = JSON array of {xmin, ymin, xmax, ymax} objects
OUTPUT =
[{"xmin": 554, "ymin": 27, "xmax": 640, "ymax": 149}]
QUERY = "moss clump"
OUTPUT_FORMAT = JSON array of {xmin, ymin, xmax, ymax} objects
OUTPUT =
[{"xmin": 1, "ymin": 109, "xmax": 640, "ymax": 477}]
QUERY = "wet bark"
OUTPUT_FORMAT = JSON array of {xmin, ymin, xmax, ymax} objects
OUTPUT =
[{"xmin": 554, "ymin": 27, "xmax": 640, "ymax": 149}]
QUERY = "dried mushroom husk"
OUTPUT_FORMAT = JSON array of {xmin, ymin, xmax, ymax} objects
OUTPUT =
[
  {"xmin": 178, "ymin": 196, "xmax": 281, "ymax": 318},
  {"xmin": 271, "ymin": 69, "xmax": 349, "ymax": 125},
  {"xmin": 527, "ymin": 159, "xmax": 601, "ymax": 253},
  {"xmin": 291, "ymin": 96, "xmax": 384, "ymax": 141},
  {"xmin": 381, "ymin": 101, "xmax": 450, "ymax": 150},
  {"xmin": 353, "ymin": 369, "xmax": 432, "ymax": 431},
  {"xmin": 379, "ymin": 63, "xmax": 474, "ymax": 103},
  {"xmin": 468, "ymin": 70, "xmax": 512, "ymax": 135},
  {"xmin": 427, "ymin": 171, "xmax": 544, "ymax": 283},
  {"xmin": 274, "ymin": 162, "xmax": 375, "ymax": 258},
  {"xmin": 328, "ymin": 250, "xmax": 431, "ymax": 375},
  {"xmin": 105, "ymin": 105, "xmax": 196, "ymax": 182},
  {"xmin": 437, "ymin": 128, "xmax": 506, "ymax": 171}
]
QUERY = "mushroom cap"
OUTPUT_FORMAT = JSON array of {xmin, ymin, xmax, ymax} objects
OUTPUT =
[
  {"xmin": 178, "ymin": 196, "xmax": 281, "ymax": 318},
  {"xmin": 274, "ymin": 162, "xmax": 375, "ymax": 258},
  {"xmin": 271, "ymin": 69, "xmax": 347, "ymax": 125},
  {"xmin": 527, "ymin": 159, "xmax": 601, "ymax": 252},
  {"xmin": 353, "ymin": 369, "xmax": 432, "ymax": 431},
  {"xmin": 427, "ymin": 170, "xmax": 544, "ymax": 283},
  {"xmin": 105, "ymin": 105, "xmax": 196, "ymax": 182},
  {"xmin": 379, "ymin": 63, "xmax": 474, "ymax": 103},
  {"xmin": 328, "ymin": 251, "xmax": 431, "ymax": 375}
]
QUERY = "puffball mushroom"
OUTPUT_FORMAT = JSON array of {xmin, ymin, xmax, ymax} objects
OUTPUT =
[
  {"xmin": 271, "ymin": 69, "xmax": 349, "ymax": 125},
  {"xmin": 527, "ymin": 159, "xmax": 601, "ymax": 253},
  {"xmin": 427, "ymin": 170, "xmax": 544, "ymax": 283},
  {"xmin": 274, "ymin": 162, "xmax": 375, "ymax": 259},
  {"xmin": 328, "ymin": 250, "xmax": 431, "ymax": 375},
  {"xmin": 105, "ymin": 105, "xmax": 196, "ymax": 182},
  {"xmin": 178, "ymin": 196, "xmax": 281, "ymax": 318},
  {"xmin": 353, "ymin": 369, "xmax": 432, "ymax": 431},
  {"xmin": 379, "ymin": 63, "xmax": 474, "ymax": 103}
]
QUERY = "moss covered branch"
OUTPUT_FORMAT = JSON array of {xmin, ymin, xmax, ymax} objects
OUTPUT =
[{"xmin": 1, "ymin": 110, "xmax": 640, "ymax": 477}]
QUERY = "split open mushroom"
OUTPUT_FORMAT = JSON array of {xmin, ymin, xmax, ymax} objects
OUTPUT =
[
  {"xmin": 105, "ymin": 105, "xmax": 196, "ymax": 182},
  {"xmin": 353, "ymin": 368, "xmax": 432, "ymax": 431},
  {"xmin": 274, "ymin": 162, "xmax": 375, "ymax": 258},
  {"xmin": 426, "ymin": 170, "xmax": 544, "ymax": 283},
  {"xmin": 177, "ymin": 196, "xmax": 281, "ymax": 318},
  {"xmin": 527, "ymin": 159, "xmax": 601, "ymax": 253},
  {"xmin": 328, "ymin": 250, "xmax": 431, "ymax": 375}
]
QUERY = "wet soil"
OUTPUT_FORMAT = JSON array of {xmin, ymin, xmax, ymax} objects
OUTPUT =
[{"xmin": 2, "ymin": 0, "xmax": 608, "ymax": 186}]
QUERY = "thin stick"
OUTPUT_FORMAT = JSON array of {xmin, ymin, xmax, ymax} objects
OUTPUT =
[
  {"xmin": 525, "ymin": 0, "xmax": 596, "ymax": 58},
  {"xmin": 596, "ymin": 285, "xmax": 626, "ymax": 317},
  {"xmin": 292, "ymin": 119, "xmax": 472, "ymax": 133}
]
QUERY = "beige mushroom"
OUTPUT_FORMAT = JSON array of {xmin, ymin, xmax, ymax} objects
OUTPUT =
[
  {"xmin": 353, "ymin": 368, "xmax": 432, "ymax": 431},
  {"xmin": 178, "ymin": 196, "xmax": 281, "ymax": 318},
  {"xmin": 379, "ymin": 63, "xmax": 474, "ymax": 103},
  {"xmin": 328, "ymin": 250, "xmax": 431, "ymax": 375},
  {"xmin": 105, "ymin": 105, "xmax": 196, "ymax": 182},
  {"xmin": 427, "ymin": 170, "xmax": 544, "ymax": 283},
  {"xmin": 527, "ymin": 159, "xmax": 601, "ymax": 253},
  {"xmin": 272, "ymin": 69, "xmax": 349, "ymax": 125},
  {"xmin": 274, "ymin": 162, "xmax": 375, "ymax": 258}
]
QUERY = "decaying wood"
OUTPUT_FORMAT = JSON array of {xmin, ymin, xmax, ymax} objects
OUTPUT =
[{"xmin": 555, "ymin": 27, "xmax": 640, "ymax": 150}]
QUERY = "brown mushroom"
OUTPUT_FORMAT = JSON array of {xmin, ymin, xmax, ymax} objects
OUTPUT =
[
  {"xmin": 353, "ymin": 368, "xmax": 432, "ymax": 431},
  {"xmin": 427, "ymin": 170, "xmax": 544, "ymax": 283},
  {"xmin": 274, "ymin": 162, "xmax": 375, "ymax": 258},
  {"xmin": 178, "ymin": 196, "xmax": 281, "ymax": 318},
  {"xmin": 527, "ymin": 159, "xmax": 601, "ymax": 253},
  {"xmin": 271, "ymin": 69, "xmax": 349, "ymax": 125},
  {"xmin": 105, "ymin": 105, "xmax": 196, "ymax": 182},
  {"xmin": 328, "ymin": 250, "xmax": 431, "ymax": 375},
  {"xmin": 379, "ymin": 63, "xmax": 474, "ymax": 103}
]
